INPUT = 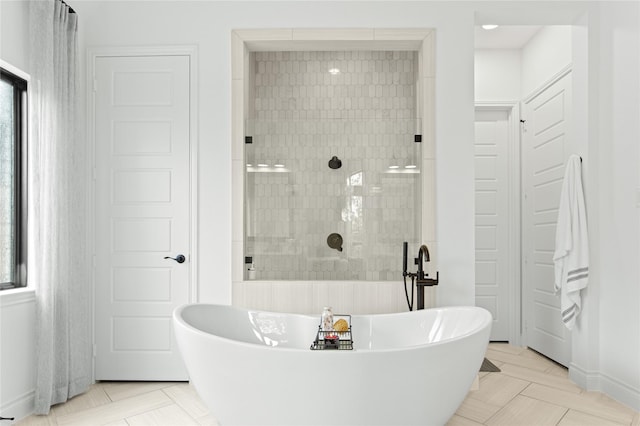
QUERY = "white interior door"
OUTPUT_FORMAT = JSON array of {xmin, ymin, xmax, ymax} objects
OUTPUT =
[
  {"xmin": 94, "ymin": 55, "xmax": 191, "ymax": 380},
  {"xmin": 522, "ymin": 72, "xmax": 572, "ymax": 366},
  {"xmin": 474, "ymin": 109, "xmax": 510, "ymax": 341}
]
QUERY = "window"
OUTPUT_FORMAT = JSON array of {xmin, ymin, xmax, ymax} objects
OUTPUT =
[{"xmin": 0, "ymin": 67, "xmax": 27, "ymax": 290}]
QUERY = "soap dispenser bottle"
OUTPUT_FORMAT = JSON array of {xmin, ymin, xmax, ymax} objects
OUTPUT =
[
  {"xmin": 321, "ymin": 307, "xmax": 334, "ymax": 332},
  {"xmin": 247, "ymin": 263, "xmax": 256, "ymax": 280}
]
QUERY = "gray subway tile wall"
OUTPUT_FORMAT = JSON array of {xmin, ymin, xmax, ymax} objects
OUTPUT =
[{"xmin": 246, "ymin": 51, "xmax": 421, "ymax": 281}]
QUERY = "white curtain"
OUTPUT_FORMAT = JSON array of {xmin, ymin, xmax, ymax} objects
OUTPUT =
[{"xmin": 29, "ymin": 0, "xmax": 91, "ymax": 415}]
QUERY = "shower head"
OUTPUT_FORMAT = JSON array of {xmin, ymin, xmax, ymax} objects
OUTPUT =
[{"xmin": 328, "ymin": 156, "xmax": 342, "ymax": 169}]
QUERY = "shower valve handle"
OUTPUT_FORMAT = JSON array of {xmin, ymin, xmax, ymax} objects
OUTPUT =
[{"xmin": 164, "ymin": 254, "xmax": 186, "ymax": 264}]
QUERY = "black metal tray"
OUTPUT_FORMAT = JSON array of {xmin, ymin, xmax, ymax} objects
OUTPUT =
[{"xmin": 310, "ymin": 315, "xmax": 353, "ymax": 350}]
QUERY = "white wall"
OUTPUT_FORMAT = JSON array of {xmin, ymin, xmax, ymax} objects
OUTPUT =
[
  {"xmin": 0, "ymin": 292, "xmax": 36, "ymax": 422},
  {"xmin": 74, "ymin": 0, "xmax": 477, "ymax": 308},
  {"xmin": 521, "ymin": 25, "xmax": 572, "ymax": 97},
  {"xmin": 591, "ymin": 1, "xmax": 640, "ymax": 409},
  {"xmin": 0, "ymin": 2, "xmax": 37, "ymax": 422},
  {"xmin": 0, "ymin": 0, "xmax": 29, "ymax": 71},
  {"xmin": 568, "ymin": 10, "xmax": 601, "ymax": 399},
  {"xmin": 474, "ymin": 49, "xmax": 521, "ymax": 101}
]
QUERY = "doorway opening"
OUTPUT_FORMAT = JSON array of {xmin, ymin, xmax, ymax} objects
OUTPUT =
[{"xmin": 474, "ymin": 25, "xmax": 584, "ymax": 368}]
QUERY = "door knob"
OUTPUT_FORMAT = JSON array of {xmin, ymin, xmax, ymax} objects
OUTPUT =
[{"xmin": 164, "ymin": 254, "xmax": 186, "ymax": 264}]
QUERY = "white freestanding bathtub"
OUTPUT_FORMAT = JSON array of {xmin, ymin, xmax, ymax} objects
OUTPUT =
[{"xmin": 173, "ymin": 304, "xmax": 491, "ymax": 426}]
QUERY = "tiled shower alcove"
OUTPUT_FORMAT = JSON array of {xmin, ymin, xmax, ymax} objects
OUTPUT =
[
  {"xmin": 246, "ymin": 50, "xmax": 421, "ymax": 281},
  {"xmin": 231, "ymin": 29, "xmax": 436, "ymax": 314}
]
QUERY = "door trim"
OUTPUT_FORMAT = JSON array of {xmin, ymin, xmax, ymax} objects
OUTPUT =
[
  {"xmin": 87, "ymin": 46, "xmax": 199, "ymax": 380},
  {"xmin": 475, "ymin": 101, "xmax": 522, "ymax": 346}
]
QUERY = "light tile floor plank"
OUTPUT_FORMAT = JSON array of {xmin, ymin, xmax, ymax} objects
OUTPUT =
[
  {"xmin": 557, "ymin": 409, "xmax": 627, "ymax": 426},
  {"xmin": 126, "ymin": 403, "xmax": 197, "ymax": 426},
  {"xmin": 101, "ymin": 382, "xmax": 178, "ymax": 402},
  {"xmin": 162, "ymin": 383, "xmax": 210, "ymax": 420},
  {"xmin": 446, "ymin": 414, "xmax": 485, "ymax": 426},
  {"xmin": 13, "ymin": 415, "xmax": 57, "ymax": 426},
  {"xmin": 470, "ymin": 373, "xmax": 530, "ymax": 406},
  {"xmin": 455, "ymin": 393, "xmax": 503, "ymax": 423},
  {"xmin": 521, "ymin": 383, "xmax": 636, "ymax": 425},
  {"xmin": 544, "ymin": 361, "xmax": 571, "ymax": 378},
  {"xmin": 485, "ymin": 348, "xmax": 551, "ymax": 373},
  {"xmin": 195, "ymin": 413, "xmax": 220, "ymax": 426},
  {"xmin": 586, "ymin": 390, "xmax": 639, "ymax": 419},
  {"xmin": 104, "ymin": 421, "xmax": 129, "ymax": 426},
  {"xmin": 50, "ymin": 384, "xmax": 111, "ymax": 418},
  {"xmin": 55, "ymin": 390, "xmax": 173, "ymax": 426},
  {"xmin": 498, "ymin": 363, "xmax": 582, "ymax": 394},
  {"xmin": 485, "ymin": 395, "xmax": 567, "ymax": 426},
  {"xmin": 487, "ymin": 343, "xmax": 526, "ymax": 356}
]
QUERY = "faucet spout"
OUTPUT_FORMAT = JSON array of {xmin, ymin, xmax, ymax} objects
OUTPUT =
[{"xmin": 417, "ymin": 244, "xmax": 430, "ymax": 279}]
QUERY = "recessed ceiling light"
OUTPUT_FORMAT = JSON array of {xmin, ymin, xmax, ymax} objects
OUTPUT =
[
  {"xmin": 328, "ymin": 68, "xmax": 340, "ymax": 75},
  {"xmin": 274, "ymin": 164, "xmax": 285, "ymax": 168},
  {"xmin": 405, "ymin": 165, "xmax": 417, "ymax": 169},
  {"xmin": 388, "ymin": 165, "xmax": 400, "ymax": 169},
  {"xmin": 246, "ymin": 164, "xmax": 252, "ymax": 167},
  {"xmin": 257, "ymin": 163, "xmax": 268, "ymax": 167},
  {"xmin": 482, "ymin": 24, "xmax": 499, "ymax": 30}
]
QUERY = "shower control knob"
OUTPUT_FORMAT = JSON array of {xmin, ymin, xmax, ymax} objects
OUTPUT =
[{"xmin": 164, "ymin": 254, "xmax": 186, "ymax": 264}]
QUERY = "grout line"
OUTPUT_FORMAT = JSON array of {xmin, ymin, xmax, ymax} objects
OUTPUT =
[
  {"xmin": 554, "ymin": 407, "xmax": 571, "ymax": 425},
  {"xmin": 174, "ymin": 403, "xmax": 200, "ymax": 424},
  {"xmin": 101, "ymin": 382, "xmax": 116, "ymax": 403},
  {"xmin": 161, "ymin": 384, "xmax": 208, "ymax": 423},
  {"xmin": 483, "ymin": 384, "xmax": 532, "ymax": 425}
]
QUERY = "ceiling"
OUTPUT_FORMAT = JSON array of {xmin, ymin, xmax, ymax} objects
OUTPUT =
[{"xmin": 474, "ymin": 25, "xmax": 542, "ymax": 49}]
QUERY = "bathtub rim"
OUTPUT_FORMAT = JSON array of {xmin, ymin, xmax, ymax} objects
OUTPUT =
[{"xmin": 173, "ymin": 303, "xmax": 492, "ymax": 353}]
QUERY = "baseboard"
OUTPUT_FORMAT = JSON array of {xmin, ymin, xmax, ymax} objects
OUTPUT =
[
  {"xmin": 570, "ymin": 363, "xmax": 640, "ymax": 411},
  {"xmin": 598, "ymin": 373, "xmax": 640, "ymax": 412},
  {"xmin": 0, "ymin": 389, "xmax": 34, "ymax": 423},
  {"xmin": 568, "ymin": 362, "xmax": 599, "ymax": 389}
]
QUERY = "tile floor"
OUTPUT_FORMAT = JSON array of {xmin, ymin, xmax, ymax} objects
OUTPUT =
[{"xmin": 16, "ymin": 343, "xmax": 640, "ymax": 426}]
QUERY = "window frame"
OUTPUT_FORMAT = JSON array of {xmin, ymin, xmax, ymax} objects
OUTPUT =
[{"xmin": 1, "ymin": 65, "xmax": 28, "ymax": 290}]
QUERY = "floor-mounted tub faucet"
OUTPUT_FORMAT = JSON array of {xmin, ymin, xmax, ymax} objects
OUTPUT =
[
  {"xmin": 403, "ymin": 242, "xmax": 439, "ymax": 311},
  {"xmin": 415, "ymin": 244, "xmax": 439, "ymax": 310}
]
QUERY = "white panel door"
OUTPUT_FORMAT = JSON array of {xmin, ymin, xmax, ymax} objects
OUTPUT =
[
  {"xmin": 522, "ymin": 72, "xmax": 572, "ymax": 366},
  {"xmin": 94, "ymin": 55, "xmax": 191, "ymax": 380},
  {"xmin": 474, "ymin": 109, "xmax": 510, "ymax": 341}
]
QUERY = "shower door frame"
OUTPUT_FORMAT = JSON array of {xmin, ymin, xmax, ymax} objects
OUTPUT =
[{"xmin": 230, "ymin": 29, "xmax": 437, "ymax": 313}]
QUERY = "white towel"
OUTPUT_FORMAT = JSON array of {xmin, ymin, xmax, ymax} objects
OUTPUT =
[{"xmin": 553, "ymin": 154, "xmax": 589, "ymax": 330}]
